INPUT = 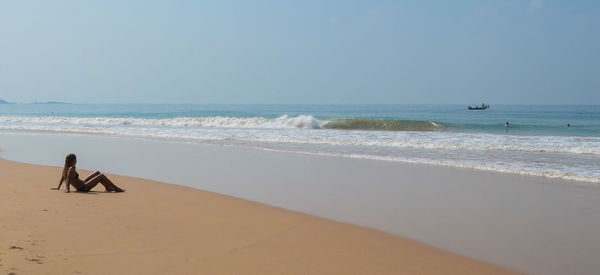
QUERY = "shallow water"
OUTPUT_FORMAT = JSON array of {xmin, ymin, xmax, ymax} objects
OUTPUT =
[{"xmin": 1, "ymin": 104, "xmax": 598, "ymax": 182}]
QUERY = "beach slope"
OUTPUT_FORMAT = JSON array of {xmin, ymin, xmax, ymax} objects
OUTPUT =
[{"xmin": 0, "ymin": 158, "xmax": 515, "ymax": 274}]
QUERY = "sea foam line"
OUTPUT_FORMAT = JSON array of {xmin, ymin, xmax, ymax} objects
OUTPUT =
[
  {"xmin": 0, "ymin": 116, "xmax": 599, "ymax": 155},
  {"xmin": 0, "ymin": 115, "xmax": 323, "ymax": 129}
]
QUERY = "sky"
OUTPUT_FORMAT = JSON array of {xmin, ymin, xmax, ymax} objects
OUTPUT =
[{"xmin": 0, "ymin": 0, "xmax": 599, "ymax": 104}]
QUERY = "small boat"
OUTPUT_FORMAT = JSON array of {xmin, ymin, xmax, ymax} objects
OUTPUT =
[{"xmin": 468, "ymin": 104, "xmax": 489, "ymax": 110}]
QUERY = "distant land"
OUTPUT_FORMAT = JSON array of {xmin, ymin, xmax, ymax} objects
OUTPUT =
[
  {"xmin": 33, "ymin": 101, "xmax": 71, "ymax": 104},
  {"xmin": 0, "ymin": 99, "xmax": 70, "ymax": 104}
]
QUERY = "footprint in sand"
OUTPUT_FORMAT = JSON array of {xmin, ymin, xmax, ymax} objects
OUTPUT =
[{"xmin": 26, "ymin": 257, "xmax": 44, "ymax": 264}]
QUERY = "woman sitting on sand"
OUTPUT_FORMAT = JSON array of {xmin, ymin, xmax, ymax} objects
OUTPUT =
[{"xmin": 55, "ymin": 154, "xmax": 125, "ymax": 193}]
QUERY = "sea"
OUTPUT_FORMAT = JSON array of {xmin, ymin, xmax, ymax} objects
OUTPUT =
[{"xmin": 0, "ymin": 103, "xmax": 598, "ymax": 183}]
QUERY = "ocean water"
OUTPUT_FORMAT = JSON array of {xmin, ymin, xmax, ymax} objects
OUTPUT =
[{"xmin": 0, "ymin": 104, "xmax": 599, "ymax": 183}]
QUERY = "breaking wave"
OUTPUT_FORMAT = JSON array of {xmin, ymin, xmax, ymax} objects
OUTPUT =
[{"xmin": 0, "ymin": 115, "xmax": 442, "ymax": 131}]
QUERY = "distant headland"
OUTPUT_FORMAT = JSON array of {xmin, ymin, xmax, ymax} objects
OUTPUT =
[
  {"xmin": 0, "ymin": 99, "xmax": 70, "ymax": 104},
  {"xmin": 32, "ymin": 101, "xmax": 71, "ymax": 104}
]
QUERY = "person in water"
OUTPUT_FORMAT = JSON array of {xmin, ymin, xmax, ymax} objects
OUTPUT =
[{"xmin": 55, "ymin": 154, "xmax": 125, "ymax": 193}]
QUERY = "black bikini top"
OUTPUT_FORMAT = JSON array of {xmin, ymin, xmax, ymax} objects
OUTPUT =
[{"xmin": 68, "ymin": 167, "xmax": 79, "ymax": 180}]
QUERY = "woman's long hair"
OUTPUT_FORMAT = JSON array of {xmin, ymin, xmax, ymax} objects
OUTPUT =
[{"xmin": 62, "ymin": 154, "xmax": 77, "ymax": 180}]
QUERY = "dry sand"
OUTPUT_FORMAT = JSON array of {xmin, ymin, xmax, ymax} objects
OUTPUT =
[{"xmin": 0, "ymin": 158, "xmax": 516, "ymax": 274}]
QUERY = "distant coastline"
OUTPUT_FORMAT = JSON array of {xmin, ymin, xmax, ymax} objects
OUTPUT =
[
  {"xmin": 32, "ymin": 101, "xmax": 71, "ymax": 104},
  {"xmin": 0, "ymin": 99, "xmax": 70, "ymax": 104}
]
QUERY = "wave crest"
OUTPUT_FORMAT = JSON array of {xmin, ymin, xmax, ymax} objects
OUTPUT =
[{"xmin": 322, "ymin": 119, "xmax": 441, "ymax": 131}]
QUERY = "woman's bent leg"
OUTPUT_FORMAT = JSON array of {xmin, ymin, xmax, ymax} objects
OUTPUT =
[
  {"xmin": 85, "ymin": 175, "xmax": 113, "ymax": 192},
  {"xmin": 84, "ymin": 171, "xmax": 101, "ymax": 182},
  {"xmin": 85, "ymin": 174, "xmax": 124, "ymax": 192},
  {"xmin": 82, "ymin": 177, "xmax": 101, "ymax": 191},
  {"xmin": 101, "ymin": 174, "xmax": 125, "ymax": 192}
]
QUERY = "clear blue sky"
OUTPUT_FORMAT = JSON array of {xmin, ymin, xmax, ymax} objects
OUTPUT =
[{"xmin": 0, "ymin": 1, "xmax": 598, "ymax": 104}]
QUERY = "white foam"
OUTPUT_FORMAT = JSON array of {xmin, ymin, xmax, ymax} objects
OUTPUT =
[
  {"xmin": 1, "ymin": 115, "xmax": 599, "ymax": 183},
  {"xmin": 0, "ymin": 116, "xmax": 598, "ymax": 155},
  {"xmin": 0, "ymin": 115, "xmax": 322, "ymax": 129}
]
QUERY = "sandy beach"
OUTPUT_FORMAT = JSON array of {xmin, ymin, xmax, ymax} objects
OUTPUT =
[
  {"xmin": 0, "ymin": 157, "xmax": 516, "ymax": 274},
  {"xmin": 1, "ymin": 131, "xmax": 600, "ymax": 274}
]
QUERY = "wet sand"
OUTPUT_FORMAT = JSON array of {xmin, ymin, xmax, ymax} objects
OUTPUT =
[{"xmin": 0, "ymin": 158, "xmax": 515, "ymax": 274}]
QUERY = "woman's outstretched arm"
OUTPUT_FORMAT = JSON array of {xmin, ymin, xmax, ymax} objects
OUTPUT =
[
  {"xmin": 56, "ymin": 175, "xmax": 64, "ymax": 190},
  {"xmin": 65, "ymin": 167, "xmax": 73, "ymax": 193}
]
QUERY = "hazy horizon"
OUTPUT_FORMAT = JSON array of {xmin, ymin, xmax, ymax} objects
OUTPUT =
[
  {"xmin": 1, "ymin": 1, "xmax": 599, "ymax": 105},
  {"xmin": 2, "ymin": 99, "xmax": 599, "ymax": 106}
]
